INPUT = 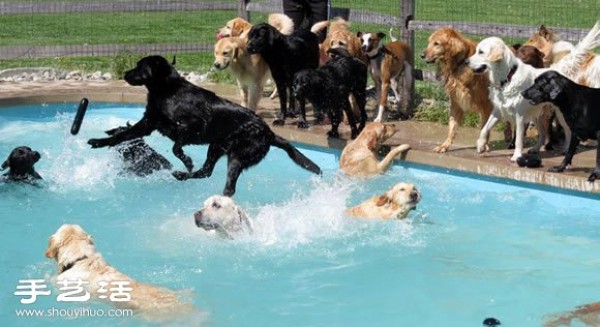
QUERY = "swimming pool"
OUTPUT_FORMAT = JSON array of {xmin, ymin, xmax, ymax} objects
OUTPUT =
[{"xmin": 1, "ymin": 102, "xmax": 600, "ymax": 326}]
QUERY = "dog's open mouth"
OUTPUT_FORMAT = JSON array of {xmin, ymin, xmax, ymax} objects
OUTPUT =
[{"xmin": 471, "ymin": 65, "xmax": 488, "ymax": 74}]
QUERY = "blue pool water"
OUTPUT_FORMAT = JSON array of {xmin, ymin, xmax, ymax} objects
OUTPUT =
[{"xmin": 1, "ymin": 102, "xmax": 600, "ymax": 327}]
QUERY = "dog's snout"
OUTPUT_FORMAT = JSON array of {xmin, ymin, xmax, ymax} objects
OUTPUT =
[
  {"xmin": 410, "ymin": 191, "xmax": 420, "ymax": 202},
  {"xmin": 194, "ymin": 211, "xmax": 203, "ymax": 227},
  {"xmin": 420, "ymin": 52, "xmax": 426, "ymax": 59}
]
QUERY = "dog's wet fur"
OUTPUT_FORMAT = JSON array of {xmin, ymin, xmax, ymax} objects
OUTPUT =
[
  {"xmin": 1, "ymin": 146, "xmax": 42, "ymax": 182},
  {"xmin": 87, "ymin": 55, "xmax": 321, "ymax": 196}
]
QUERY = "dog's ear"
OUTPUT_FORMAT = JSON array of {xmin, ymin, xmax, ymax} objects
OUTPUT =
[
  {"xmin": 171, "ymin": 55, "xmax": 177, "ymax": 66},
  {"xmin": 548, "ymin": 78, "xmax": 563, "ymax": 100},
  {"xmin": 447, "ymin": 35, "xmax": 469, "ymax": 65},
  {"xmin": 377, "ymin": 32, "xmax": 386, "ymax": 40},
  {"xmin": 357, "ymin": 31, "xmax": 363, "ymax": 38},
  {"xmin": 1, "ymin": 158, "xmax": 8, "ymax": 170},
  {"xmin": 232, "ymin": 43, "xmax": 241, "ymax": 62},
  {"xmin": 104, "ymin": 126, "xmax": 119, "ymax": 136},
  {"xmin": 375, "ymin": 195, "xmax": 391, "ymax": 207},
  {"xmin": 238, "ymin": 208, "xmax": 253, "ymax": 232},
  {"xmin": 538, "ymin": 25, "xmax": 559, "ymax": 42},
  {"xmin": 487, "ymin": 44, "xmax": 505, "ymax": 62},
  {"xmin": 45, "ymin": 235, "xmax": 59, "ymax": 260},
  {"xmin": 126, "ymin": 121, "xmax": 132, "ymax": 128}
]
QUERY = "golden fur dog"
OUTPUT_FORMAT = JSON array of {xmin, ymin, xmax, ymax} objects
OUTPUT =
[
  {"xmin": 346, "ymin": 182, "xmax": 421, "ymax": 219},
  {"xmin": 217, "ymin": 13, "xmax": 294, "ymax": 39},
  {"xmin": 421, "ymin": 27, "xmax": 493, "ymax": 153},
  {"xmin": 526, "ymin": 24, "xmax": 600, "ymax": 88},
  {"xmin": 358, "ymin": 32, "xmax": 414, "ymax": 122},
  {"xmin": 339, "ymin": 122, "xmax": 410, "ymax": 177},
  {"xmin": 544, "ymin": 301, "xmax": 600, "ymax": 327},
  {"xmin": 213, "ymin": 36, "xmax": 270, "ymax": 111},
  {"xmin": 45, "ymin": 224, "xmax": 195, "ymax": 320},
  {"xmin": 314, "ymin": 17, "xmax": 364, "ymax": 63}
]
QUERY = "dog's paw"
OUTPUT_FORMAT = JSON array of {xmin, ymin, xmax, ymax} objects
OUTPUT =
[
  {"xmin": 373, "ymin": 116, "xmax": 382, "ymax": 123},
  {"xmin": 549, "ymin": 165, "xmax": 566, "ymax": 173},
  {"xmin": 88, "ymin": 138, "xmax": 110, "ymax": 148},
  {"xmin": 476, "ymin": 139, "xmax": 489, "ymax": 153},
  {"xmin": 172, "ymin": 171, "xmax": 190, "ymax": 181},
  {"xmin": 273, "ymin": 119, "xmax": 285, "ymax": 126},
  {"xmin": 433, "ymin": 145, "xmax": 449, "ymax": 153},
  {"xmin": 510, "ymin": 154, "xmax": 521, "ymax": 162},
  {"xmin": 297, "ymin": 121, "xmax": 309, "ymax": 129},
  {"xmin": 327, "ymin": 130, "xmax": 340, "ymax": 138},
  {"xmin": 588, "ymin": 170, "xmax": 600, "ymax": 183}
]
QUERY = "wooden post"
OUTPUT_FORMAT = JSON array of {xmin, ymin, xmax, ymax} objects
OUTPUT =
[
  {"xmin": 400, "ymin": 0, "xmax": 415, "ymax": 117},
  {"xmin": 237, "ymin": 0, "xmax": 249, "ymax": 21}
]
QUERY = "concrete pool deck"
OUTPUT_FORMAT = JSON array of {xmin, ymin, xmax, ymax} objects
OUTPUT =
[{"xmin": 1, "ymin": 79, "xmax": 599, "ymax": 196}]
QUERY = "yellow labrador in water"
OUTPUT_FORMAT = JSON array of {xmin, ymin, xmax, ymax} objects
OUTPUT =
[
  {"xmin": 45, "ymin": 224, "xmax": 195, "ymax": 320},
  {"xmin": 194, "ymin": 195, "xmax": 253, "ymax": 239},
  {"xmin": 346, "ymin": 182, "xmax": 421, "ymax": 219}
]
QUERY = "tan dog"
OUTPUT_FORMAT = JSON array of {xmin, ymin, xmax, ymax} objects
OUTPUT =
[
  {"xmin": 525, "ymin": 24, "xmax": 600, "ymax": 88},
  {"xmin": 346, "ymin": 182, "xmax": 421, "ymax": 219},
  {"xmin": 213, "ymin": 37, "xmax": 270, "ymax": 111},
  {"xmin": 421, "ymin": 27, "xmax": 493, "ymax": 153},
  {"xmin": 45, "ymin": 224, "xmax": 195, "ymax": 320},
  {"xmin": 358, "ymin": 32, "xmax": 414, "ymax": 122},
  {"xmin": 544, "ymin": 301, "xmax": 600, "ymax": 327},
  {"xmin": 194, "ymin": 195, "xmax": 253, "ymax": 239},
  {"xmin": 316, "ymin": 17, "xmax": 364, "ymax": 62},
  {"xmin": 339, "ymin": 122, "xmax": 410, "ymax": 177},
  {"xmin": 217, "ymin": 13, "xmax": 294, "ymax": 40}
]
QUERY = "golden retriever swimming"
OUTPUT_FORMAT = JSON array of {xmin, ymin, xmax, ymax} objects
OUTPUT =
[
  {"xmin": 339, "ymin": 122, "xmax": 410, "ymax": 177},
  {"xmin": 45, "ymin": 224, "xmax": 195, "ymax": 320},
  {"xmin": 194, "ymin": 195, "xmax": 253, "ymax": 239},
  {"xmin": 421, "ymin": 27, "xmax": 493, "ymax": 153},
  {"xmin": 213, "ymin": 36, "xmax": 270, "ymax": 111},
  {"xmin": 346, "ymin": 182, "xmax": 421, "ymax": 219}
]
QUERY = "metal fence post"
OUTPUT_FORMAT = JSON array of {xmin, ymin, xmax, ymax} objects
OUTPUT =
[
  {"xmin": 401, "ymin": 0, "xmax": 415, "ymax": 116},
  {"xmin": 238, "ymin": 0, "xmax": 249, "ymax": 20}
]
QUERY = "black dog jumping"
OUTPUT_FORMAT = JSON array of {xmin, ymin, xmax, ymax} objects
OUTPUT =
[
  {"xmin": 87, "ymin": 55, "xmax": 322, "ymax": 196},
  {"xmin": 1, "ymin": 146, "xmax": 42, "ymax": 182},
  {"xmin": 522, "ymin": 70, "xmax": 600, "ymax": 182},
  {"xmin": 292, "ymin": 47, "xmax": 368, "ymax": 139},
  {"xmin": 104, "ymin": 122, "xmax": 172, "ymax": 176},
  {"xmin": 246, "ymin": 23, "xmax": 319, "ymax": 128}
]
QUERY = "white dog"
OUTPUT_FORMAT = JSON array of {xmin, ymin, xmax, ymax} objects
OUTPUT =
[
  {"xmin": 45, "ymin": 224, "xmax": 195, "ymax": 320},
  {"xmin": 466, "ymin": 21, "xmax": 600, "ymax": 161},
  {"xmin": 346, "ymin": 182, "xmax": 421, "ymax": 219},
  {"xmin": 194, "ymin": 195, "xmax": 253, "ymax": 239}
]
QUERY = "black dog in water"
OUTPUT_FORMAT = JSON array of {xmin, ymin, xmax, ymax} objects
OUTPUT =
[
  {"xmin": 1, "ymin": 146, "xmax": 42, "ymax": 182},
  {"xmin": 522, "ymin": 70, "xmax": 600, "ymax": 182},
  {"xmin": 87, "ymin": 55, "xmax": 322, "ymax": 196},
  {"xmin": 104, "ymin": 122, "xmax": 172, "ymax": 176}
]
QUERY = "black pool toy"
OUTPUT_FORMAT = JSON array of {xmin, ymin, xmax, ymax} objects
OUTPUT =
[
  {"xmin": 70, "ymin": 97, "xmax": 89, "ymax": 135},
  {"xmin": 516, "ymin": 153, "xmax": 542, "ymax": 168},
  {"xmin": 483, "ymin": 317, "xmax": 501, "ymax": 326}
]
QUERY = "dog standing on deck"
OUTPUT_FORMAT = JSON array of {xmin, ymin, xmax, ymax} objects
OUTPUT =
[
  {"xmin": 357, "ymin": 31, "xmax": 414, "ymax": 122},
  {"xmin": 87, "ymin": 55, "xmax": 321, "ymax": 196},
  {"xmin": 246, "ymin": 23, "xmax": 320, "ymax": 128},
  {"xmin": 421, "ymin": 27, "xmax": 494, "ymax": 153},
  {"xmin": 1, "ymin": 146, "xmax": 42, "ymax": 182}
]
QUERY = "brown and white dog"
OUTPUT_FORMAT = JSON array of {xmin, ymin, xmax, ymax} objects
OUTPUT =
[
  {"xmin": 346, "ymin": 182, "xmax": 421, "ymax": 219},
  {"xmin": 421, "ymin": 27, "xmax": 494, "ymax": 153},
  {"xmin": 45, "ymin": 224, "xmax": 195, "ymax": 320},
  {"xmin": 213, "ymin": 36, "xmax": 270, "ymax": 111},
  {"xmin": 339, "ymin": 122, "xmax": 410, "ymax": 177},
  {"xmin": 357, "ymin": 32, "xmax": 414, "ymax": 122}
]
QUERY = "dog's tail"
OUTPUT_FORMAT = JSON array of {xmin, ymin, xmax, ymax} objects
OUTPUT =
[
  {"xmin": 271, "ymin": 135, "xmax": 322, "ymax": 175},
  {"xmin": 552, "ymin": 20, "xmax": 600, "ymax": 78},
  {"xmin": 311, "ymin": 20, "xmax": 330, "ymax": 34},
  {"xmin": 268, "ymin": 13, "xmax": 295, "ymax": 35}
]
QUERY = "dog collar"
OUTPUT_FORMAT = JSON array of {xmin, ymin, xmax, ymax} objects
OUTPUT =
[
  {"xmin": 500, "ymin": 65, "xmax": 518, "ymax": 87},
  {"xmin": 367, "ymin": 48, "xmax": 383, "ymax": 61},
  {"xmin": 59, "ymin": 255, "xmax": 88, "ymax": 273}
]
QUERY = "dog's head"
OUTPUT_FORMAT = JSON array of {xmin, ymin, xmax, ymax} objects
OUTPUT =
[
  {"xmin": 356, "ymin": 32, "xmax": 386, "ymax": 57},
  {"xmin": 515, "ymin": 45, "xmax": 545, "ymax": 69},
  {"xmin": 246, "ymin": 23, "xmax": 279, "ymax": 55},
  {"xmin": 422, "ymin": 27, "xmax": 472, "ymax": 65},
  {"xmin": 213, "ymin": 37, "xmax": 244, "ymax": 70},
  {"xmin": 323, "ymin": 19, "xmax": 361, "ymax": 56},
  {"xmin": 194, "ymin": 195, "xmax": 252, "ymax": 239},
  {"xmin": 375, "ymin": 182, "xmax": 421, "ymax": 219},
  {"xmin": 358, "ymin": 122, "xmax": 397, "ymax": 150},
  {"xmin": 524, "ymin": 25, "xmax": 559, "ymax": 57},
  {"xmin": 521, "ymin": 71, "xmax": 567, "ymax": 105},
  {"xmin": 45, "ymin": 224, "xmax": 97, "ymax": 273},
  {"xmin": 217, "ymin": 17, "xmax": 253, "ymax": 39},
  {"xmin": 467, "ymin": 37, "xmax": 513, "ymax": 74},
  {"xmin": 124, "ymin": 55, "xmax": 181, "ymax": 89},
  {"xmin": 2, "ymin": 146, "xmax": 41, "ymax": 179},
  {"xmin": 292, "ymin": 69, "xmax": 319, "ymax": 99}
]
